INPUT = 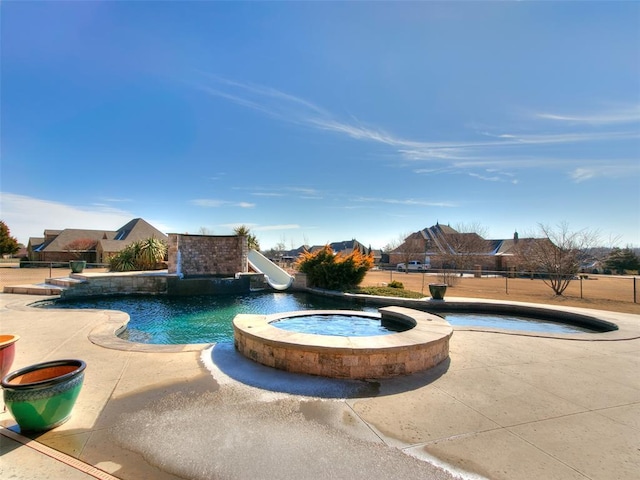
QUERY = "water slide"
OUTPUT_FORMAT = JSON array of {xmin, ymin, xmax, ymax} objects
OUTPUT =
[{"xmin": 247, "ymin": 249, "xmax": 294, "ymax": 291}]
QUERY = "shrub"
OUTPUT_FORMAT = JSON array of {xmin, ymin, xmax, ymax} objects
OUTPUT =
[
  {"xmin": 109, "ymin": 237, "xmax": 167, "ymax": 272},
  {"xmin": 388, "ymin": 280, "xmax": 404, "ymax": 289},
  {"xmin": 296, "ymin": 245, "xmax": 374, "ymax": 291}
]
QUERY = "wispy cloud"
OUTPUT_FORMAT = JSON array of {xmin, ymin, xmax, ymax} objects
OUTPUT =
[
  {"xmin": 536, "ymin": 105, "xmax": 640, "ymax": 125},
  {"xmin": 239, "ymin": 186, "xmax": 323, "ymax": 200},
  {"xmin": 253, "ymin": 224, "xmax": 300, "ymax": 232},
  {"xmin": 570, "ymin": 163, "xmax": 640, "ymax": 183},
  {"xmin": 191, "ymin": 199, "xmax": 255, "ymax": 208},
  {"xmin": 195, "ymin": 75, "xmax": 639, "ymax": 181},
  {"xmin": 468, "ymin": 170, "xmax": 518, "ymax": 184},
  {"xmin": 96, "ymin": 197, "xmax": 132, "ymax": 203},
  {"xmin": 352, "ymin": 196, "xmax": 457, "ymax": 208}
]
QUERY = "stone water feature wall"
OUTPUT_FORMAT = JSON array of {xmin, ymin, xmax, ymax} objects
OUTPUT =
[
  {"xmin": 167, "ymin": 234, "xmax": 248, "ymax": 277},
  {"xmin": 61, "ymin": 273, "xmax": 168, "ymax": 298}
]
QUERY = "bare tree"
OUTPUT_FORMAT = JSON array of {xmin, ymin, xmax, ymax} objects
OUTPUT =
[
  {"xmin": 64, "ymin": 238, "xmax": 97, "ymax": 261},
  {"xmin": 426, "ymin": 222, "xmax": 490, "ymax": 285},
  {"xmin": 515, "ymin": 222, "xmax": 599, "ymax": 295}
]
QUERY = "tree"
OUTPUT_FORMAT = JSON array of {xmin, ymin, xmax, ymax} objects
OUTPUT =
[
  {"xmin": 63, "ymin": 238, "xmax": 97, "ymax": 261},
  {"xmin": 0, "ymin": 221, "xmax": 20, "ymax": 256},
  {"xmin": 233, "ymin": 225, "xmax": 260, "ymax": 251},
  {"xmin": 515, "ymin": 222, "xmax": 599, "ymax": 296},
  {"xmin": 430, "ymin": 222, "xmax": 490, "ymax": 285},
  {"xmin": 605, "ymin": 247, "xmax": 640, "ymax": 274}
]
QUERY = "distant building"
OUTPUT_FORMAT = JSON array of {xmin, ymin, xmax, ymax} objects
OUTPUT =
[
  {"xmin": 389, "ymin": 223, "xmax": 546, "ymax": 271},
  {"xmin": 27, "ymin": 218, "xmax": 167, "ymax": 264},
  {"xmin": 279, "ymin": 239, "xmax": 381, "ymax": 265}
]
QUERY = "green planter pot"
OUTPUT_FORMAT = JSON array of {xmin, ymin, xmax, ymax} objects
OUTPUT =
[
  {"xmin": 2, "ymin": 359, "xmax": 86, "ymax": 432},
  {"xmin": 428, "ymin": 283, "xmax": 447, "ymax": 300},
  {"xmin": 69, "ymin": 260, "xmax": 86, "ymax": 273}
]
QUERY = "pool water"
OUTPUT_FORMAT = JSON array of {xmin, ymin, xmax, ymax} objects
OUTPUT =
[
  {"xmin": 442, "ymin": 313, "xmax": 593, "ymax": 334},
  {"xmin": 40, "ymin": 292, "xmax": 377, "ymax": 344},
  {"xmin": 272, "ymin": 314, "xmax": 405, "ymax": 337},
  {"xmin": 39, "ymin": 292, "xmax": 594, "ymax": 344}
]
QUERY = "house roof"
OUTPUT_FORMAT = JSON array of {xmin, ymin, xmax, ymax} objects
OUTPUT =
[
  {"xmin": 35, "ymin": 218, "xmax": 167, "ymax": 253},
  {"xmin": 113, "ymin": 218, "xmax": 168, "ymax": 243},
  {"xmin": 394, "ymin": 223, "xmax": 548, "ymax": 258},
  {"xmin": 97, "ymin": 239, "xmax": 129, "ymax": 253},
  {"xmin": 41, "ymin": 229, "xmax": 116, "ymax": 252}
]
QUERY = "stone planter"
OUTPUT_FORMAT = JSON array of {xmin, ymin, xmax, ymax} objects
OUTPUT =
[
  {"xmin": 1, "ymin": 359, "xmax": 86, "ymax": 432},
  {"xmin": 0, "ymin": 334, "xmax": 19, "ymax": 378},
  {"xmin": 428, "ymin": 283, "xmax": 447, "ymax": 300},
  {"xmin": 69, "ymin": 260, "xmax": 86, "ymax": 273}
]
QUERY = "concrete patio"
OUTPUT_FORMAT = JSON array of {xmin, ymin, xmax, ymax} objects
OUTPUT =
[{"xmin": 1, "ymin": 292, "xmax": 638, "ymax": 480}]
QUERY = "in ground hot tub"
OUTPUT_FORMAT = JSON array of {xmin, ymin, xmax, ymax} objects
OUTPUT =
[{"xmin": 233, "ymin": 306, "xmax": 452, "ymax": 379}]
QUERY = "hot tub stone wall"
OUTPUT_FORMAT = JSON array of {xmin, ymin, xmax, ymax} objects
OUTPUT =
[{"xmin": 233, "ymin": 307, "xmax": 453, "ymax": 379}]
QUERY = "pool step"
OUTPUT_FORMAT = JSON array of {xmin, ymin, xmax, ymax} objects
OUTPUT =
[
  {"xmin": 3, "ymin": 276, "xmax": 87, "ymax": 296},
  {"xmin": 46, "ymin": 277, "xmax": 86, "ymax": 288},
  {"xmin": 3, "ymin": 283, "xmax": 64, "ymax": 295}
]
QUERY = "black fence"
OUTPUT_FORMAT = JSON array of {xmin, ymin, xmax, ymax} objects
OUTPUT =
[{"xmin": 377, "ymin": 267, "xmax": 639, "ymax": 304}]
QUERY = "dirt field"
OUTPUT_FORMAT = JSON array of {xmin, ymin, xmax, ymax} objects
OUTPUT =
[
  {"xmin": 1, "ymin": 265, "xmax": 638, "ymax": 315},
  {"xmin": 362, "ymin": 270, "xmax": 640, "ymax": 315}
]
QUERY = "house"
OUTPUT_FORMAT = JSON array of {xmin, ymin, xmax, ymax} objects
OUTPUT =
[
  {"xmin": 27, "ymin": 218, "xmax": 168, "ymax": 264},
  {"xmin": 389, "ymin": 223, "xmax": 546, "ymax": 271}
]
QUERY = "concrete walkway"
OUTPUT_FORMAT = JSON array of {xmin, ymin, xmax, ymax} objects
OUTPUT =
[{"xmin": 1, "ymin": 293, "xmax": 638, "ymax": 480}]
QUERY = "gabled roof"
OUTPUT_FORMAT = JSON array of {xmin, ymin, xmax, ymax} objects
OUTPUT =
[
  {"xmin": 28, "ymin": 237, "xmax": 45, "ymax": 248},
  {"xmin": 35, "ymin": 218, "xmax": 167, "ymax": 253},
  {"xmin": 97, "ymin": 239, "xmax": 129, "ymax": 253},
  {"xmin": 40, "ymin": 229, "xmax": 116, "ymax": 252},
  {"xmin": 114, "ymin": 218, "xmax": 168, "ymax": 243}
]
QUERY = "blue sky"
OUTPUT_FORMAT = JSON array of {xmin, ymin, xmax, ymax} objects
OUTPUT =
[{"xmin": 2, "ymin": 1, "xmax": 639, "ymax": 250}]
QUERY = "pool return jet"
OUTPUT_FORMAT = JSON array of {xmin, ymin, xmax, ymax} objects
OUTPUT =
[{"xmin": 248, "ymin": 249, "xmax": 294, "ymax": 291}]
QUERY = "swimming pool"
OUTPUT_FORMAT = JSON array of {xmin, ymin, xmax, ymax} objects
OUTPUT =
[{"xmin": 39, "ymin": 292, "xmax": 597, "ymax": 344}]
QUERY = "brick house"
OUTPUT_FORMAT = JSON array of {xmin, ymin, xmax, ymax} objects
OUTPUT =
[
  {"xmin": 389, "ymin": 223, "xmax": 547, "ymax": 272},
  {"xmin": 27, "ymin": 218, "xmax": 168, "ymax": 264}
]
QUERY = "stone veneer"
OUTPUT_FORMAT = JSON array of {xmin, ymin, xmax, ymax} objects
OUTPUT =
[
  {"xmin": 167, "ymin": 234, "xmax": 248, "ymax": 277},
  {"xmin": 233, "ymin": 306, "xmax": 453, "ymax": 379},
  {"xmin": 60, "ymin": 273, "xmax": 169, "ymax": 298}
]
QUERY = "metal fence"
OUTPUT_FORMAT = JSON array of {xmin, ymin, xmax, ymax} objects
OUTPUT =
[{"xmin": 379, "ymin": 267, "xmax": 639, "ymax": 304}]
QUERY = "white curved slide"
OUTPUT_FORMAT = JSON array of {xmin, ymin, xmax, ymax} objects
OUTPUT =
[{"xmin": 248, "ymin": 249, "xmax": 294, "ymax": 291}]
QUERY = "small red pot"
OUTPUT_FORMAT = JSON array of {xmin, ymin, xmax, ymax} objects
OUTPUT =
[{"xmin": 0, "ymin": 334, "xmax": 20, "ymax": 378}]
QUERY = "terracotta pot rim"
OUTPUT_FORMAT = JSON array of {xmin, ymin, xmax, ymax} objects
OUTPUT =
[
  {"xmin": 0, "ymin": 334, "xmax": 20, "ymax": 348},
  {"xmin": 1, "ymin": 359, "xmax": 86, "ymax": 390}
]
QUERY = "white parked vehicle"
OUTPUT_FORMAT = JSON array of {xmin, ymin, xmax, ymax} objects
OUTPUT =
[{"xmin": 397, "ymin": 261, "xmax": 429, "ymax": 271}]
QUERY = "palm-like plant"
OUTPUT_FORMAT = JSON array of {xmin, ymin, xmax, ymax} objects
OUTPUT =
[
  {"xmin": 109, "ymin": 237, "xmax": 167, "ymax": 272},
  {"xmin": 233, "ymin": 225, "xmax": 260, "ymax": 251}
]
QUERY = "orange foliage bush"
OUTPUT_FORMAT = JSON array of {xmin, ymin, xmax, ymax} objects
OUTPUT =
[{"xmin": 296, "ymin": 245, "xmax": 374, "ymax": 290}]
